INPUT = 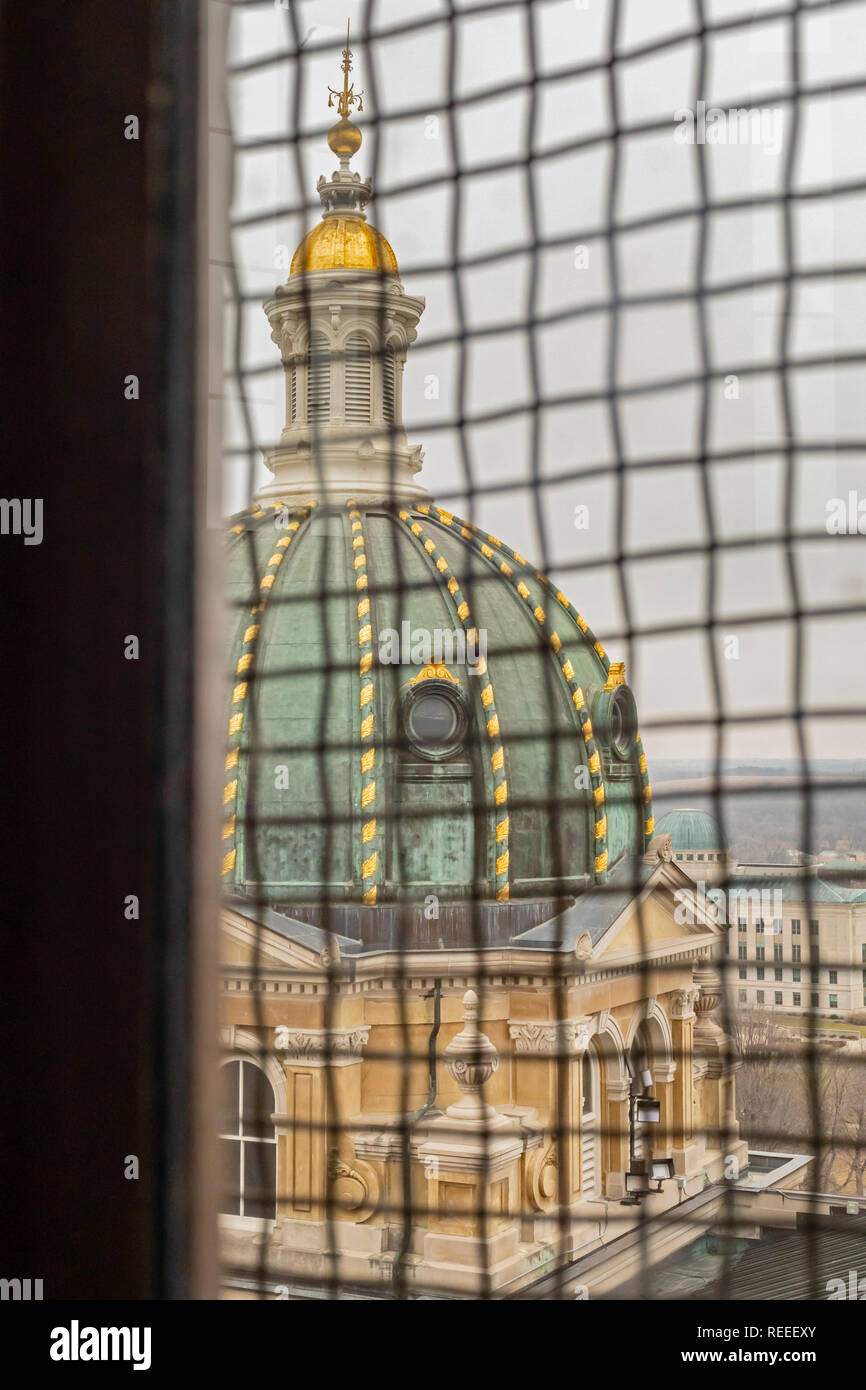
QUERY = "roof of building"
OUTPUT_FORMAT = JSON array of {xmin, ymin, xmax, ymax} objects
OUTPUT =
[
  {"xmin": 511, "ymin": 855, "xmax": 657, "ymax": 949},
  {"xmin": 224, "ymin": 895, "xmax": 362, "ymax": 956},
  {"xmin": 655, "ymin": 807, "xmax": 726, "ymax": 852},
  {"xmin": 696, "ymin": 1215, "xmax": 866, "ymax": 1300},
  {"xmin": 227, "ymin": 864, "xmax": 672, "ymax": 956},
  {"xmin": 731, "ymin": 871, "xmax": 866, "ymax": 904}
]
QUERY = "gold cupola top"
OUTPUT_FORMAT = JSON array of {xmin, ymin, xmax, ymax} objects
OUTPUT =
[
  {"xmin": 290, "ymin": 219, "xmax": 397, "ymax": 276},
  {"xmin": 290, "ymin": 24, "xmax": 398, "ymax": 278}
]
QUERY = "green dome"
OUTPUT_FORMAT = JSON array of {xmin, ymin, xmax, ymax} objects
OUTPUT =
[
  {"xmin": 655, "ymin": 808, "xmax": 726, "ymax": 853},
  {"xmin": 221, "ymin": 499, "xmax": 653, "ymax": 922}
]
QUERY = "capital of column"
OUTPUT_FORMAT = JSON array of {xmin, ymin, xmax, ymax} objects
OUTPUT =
[
  {"xmin": 507, "ymin": 1015, "xmax": 594, "ymax": 1056},
  {"xmin": 670, "ymin": 987, "xmax": 700, "ymax": 1022},
  {"xmin": 273, "ymin": 1024, "xmax": 370, "ymax": 1066},
  {"xmin": 606, "ymin": 1078, "xmax": 632, "ymax": 1103}
]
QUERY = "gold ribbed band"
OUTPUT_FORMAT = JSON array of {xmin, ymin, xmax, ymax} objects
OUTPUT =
[
  {"xmin": 347, "ymin": 502, "xmax": 381, "ymax": 904},
  {"xmin": 221, "ymin": 502, "xmax": 317, "ymax": 878},
  {"xmin": 398, "ymin": 508, "xmax": 511, "ymax": 901}
]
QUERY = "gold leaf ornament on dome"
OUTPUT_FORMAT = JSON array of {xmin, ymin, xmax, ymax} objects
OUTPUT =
[
  {"xmin": 328, "ymin": 23, "xmax": 363, "ymax": 121},
  {"xmin": 409, "ymin": 663, "xmax": 460, "ymax": 686},
  {"xmin": 326, "ymin": 22, "xmax": 363, "ymax": 161}
]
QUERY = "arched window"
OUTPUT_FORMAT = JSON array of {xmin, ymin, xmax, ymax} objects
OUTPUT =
[
  {"xmin": 220, "ymin": 1059, "xmax": 277, "ymax": 1219},
  {"xmin": 344, "ymin": 333, "xmax": 371, "ymax": 423},
  {"xmin": 307, "ymin": 334, "xmax": 330, "ymax": 422},
  {"xmin": 382, "ymin": 344, "xmax": 397, "ymax": 425}
]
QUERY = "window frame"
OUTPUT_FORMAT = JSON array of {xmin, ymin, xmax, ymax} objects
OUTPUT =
[{"xmin": 218, "ymin": 1056, "xmax": 279, "ymax": 1226}]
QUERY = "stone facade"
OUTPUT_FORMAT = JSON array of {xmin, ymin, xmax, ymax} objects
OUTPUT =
[{"xmin": 219, "ymin": 848, "xmax": 746, "ymax": 1296}]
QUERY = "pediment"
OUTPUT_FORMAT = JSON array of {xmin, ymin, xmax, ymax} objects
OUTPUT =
[
  {"xmin": 591, "ymin": 860, "xmax": 725, "ymax": 963},
  {"xmin": 221, "ymin": 904, "xmax": 335, "ymax": 973}
]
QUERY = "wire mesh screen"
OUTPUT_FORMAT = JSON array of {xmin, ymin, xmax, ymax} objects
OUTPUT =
[{"xmin": 216, "ymin": 0, "xmax": 866, "ymax": 1301}]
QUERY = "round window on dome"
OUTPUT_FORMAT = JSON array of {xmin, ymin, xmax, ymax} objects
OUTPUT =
[
  {"xmin": 402, "ymin": 681, "xmax": 468, "ymax": 760},
  {"xmin": 589, "ymin": 681, "xmax": 639, "ymax": 762},
  {"xmin": 409, "ymin": 692, "xmax": 458, "ymax": 744},
  {"xmin": 609, "ymin": 685, "xmax": 638, "ymax": 758}
]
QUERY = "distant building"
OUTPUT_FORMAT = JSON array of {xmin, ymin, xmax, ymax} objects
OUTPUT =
[
  {"xmin": 655, "ymin": 808, "xmax": 730, "ymax": 882},
  {"xmin": 730, "ymin": 864, "xmax": 866, "ymax": 1019},
  {"xmin": 657, "ymin": 807, "xmax": 866, "ymax": 1020}
]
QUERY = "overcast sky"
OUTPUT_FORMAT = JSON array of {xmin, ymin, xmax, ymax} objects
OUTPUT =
[{"xmin": 213, "ymin": 0, "xmax": 866, "ymax": 763}]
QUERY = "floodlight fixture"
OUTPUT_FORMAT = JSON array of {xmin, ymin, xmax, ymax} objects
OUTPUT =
[
  {"xmin": 634, "ymin": 1095, "xmax": 660, "ymax": 1125},
  {"xmin": 621, "ymin": 1169, "xmax": 651, "ymax": 1205},
  {"xmin": 650, "ymin": 1158, "xmax": 676, "ymax": 1190}
]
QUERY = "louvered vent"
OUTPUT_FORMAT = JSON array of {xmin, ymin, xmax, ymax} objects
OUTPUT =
[
  {"xmin": 382, "ymin": 346, "xmax": 396, "ymax": 425},
  {"xmin": 581, "ymin": 1122, "xmax": 597, "ymax": 1196},
  {"xmin": 308, "ymin": 337, "xmax": 330, "ymax": 422},
  {"xmin": 581, "ymin": 1051, "xmax": 598, "ymax": 1195},
  {"xmin": 345, "ymin": 335, "xmax": 371, "ymax": 423},
  {"xmin": 289, "ymin": 365, "xmax": 297, "ymax": 422}
]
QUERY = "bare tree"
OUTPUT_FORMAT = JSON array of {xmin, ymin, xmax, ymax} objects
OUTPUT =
[
  {"xmin": 814, "ymin": 1053, "xmax": 866, "ymax": 1194},
  {"xmin": 731, "ymin": 1009, "xmax": 805, "ymax": 1153},
  {"xmin": 732, "ymin": 1011, "xmax": 866, "ymax": 1193}
]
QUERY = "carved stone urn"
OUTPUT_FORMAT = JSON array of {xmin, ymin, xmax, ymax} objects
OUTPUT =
[
  {"xmin": 443, "ymin": 989, "xmax": 499, "ymax": 1120},
  {"xmin": 693, "ymin": 964, "xmax": 725, "ymax": 1043}
]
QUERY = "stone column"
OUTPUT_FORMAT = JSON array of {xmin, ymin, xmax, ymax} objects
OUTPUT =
[
  {"xmin": 670, "ymin": 988, "xmax": 699, "ymax": 1167},
  {"xmin": 569, "ymin": 1020, "xmax": 593, "ymax": 1202},
  {"xmin": 604, "ymin": 1078, "xmax": 631, "ymax": 1199},
  {"xmin": 507, "ymin": 1015, "xmax": 593, "ymax": 1203},
  {"xmin": 692, "ymin": 963, "xmax": 746, "ymax": 1170},
  {"xmin": 274, "ymin": 1024, "xmax": 369, "ymax": 1220},
  {"xmin": 653, "ymin": 1059, "xmax": 677, "ymax": 1158}
]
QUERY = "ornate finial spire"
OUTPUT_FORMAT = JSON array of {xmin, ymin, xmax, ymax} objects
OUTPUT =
[
  {"xmin": 328, "ymin": 22, "xmax": 363, "ymax": 120},
  {"xmin": 326, "ymin": 22, "xmax": 363, "ymax": 165}
]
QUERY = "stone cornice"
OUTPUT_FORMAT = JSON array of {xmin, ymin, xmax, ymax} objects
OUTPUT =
[
  {"xmin": 351, "ymin": 1128, "xmax": 412, "ymax": 1163},
  {"xmin": 220, "ymin": 941, "xmax": 718, "ymax": 998},
  {"xmin": 349, "ymin": 939, "xmax": 719, "ymax": 985},
  {"xmin": 415, "ymin": 1133, "xmax": 525, "ymax": 1176}
]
